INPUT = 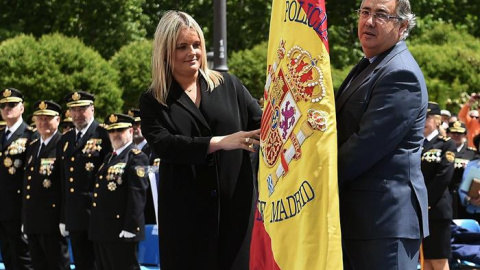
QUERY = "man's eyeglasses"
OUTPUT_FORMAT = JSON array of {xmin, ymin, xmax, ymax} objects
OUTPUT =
[
  {"xmin": 471, "ymin": 116, "xmax": 479, "ymax": 119},
  {"xmin": 0, "ymin": 102, "xmax": 19, "ymax": 109},
  {"xmin": 356, "ymin": 9, "xmax": 402, "ymax": 24}
]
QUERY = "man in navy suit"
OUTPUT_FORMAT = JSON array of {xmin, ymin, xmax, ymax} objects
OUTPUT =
[{"xmin": 335, "ymin": 0, "xmax": 429, "ymax": 269}]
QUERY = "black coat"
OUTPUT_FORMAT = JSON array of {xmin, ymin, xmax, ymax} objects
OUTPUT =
[
  {"xmin": 22, "ymin": 132, "xmax": 62, "ymax": 234},
  {"xmin": 0, "ymin": 122, "xmax": 34, "ymax": 221},
  {"xmin": 421, "ymin": 134, "xmax": 456, "ymax": 220},
  {"xmin": 89, "ymin": 144, "xmax": 149, "ymax": 242},
  {"xmin": 139, "ymin": 72, "xmax": 262, "ymax": 270},
  {"xmin": 57, "ymin": 120, "xmax": 112, "ymax": 231},
  {"xmin": 450, "ymin": 144, "xmax": 477, "ymax": 191}
]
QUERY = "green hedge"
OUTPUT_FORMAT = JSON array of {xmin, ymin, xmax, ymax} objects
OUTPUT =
[
  {"xmin": 0, "ymin": 33, "xmax": 122, "ymax": 119},
  {"xmin": 110, "ymin": 40, "xmax": 152, "ymax": 110}
]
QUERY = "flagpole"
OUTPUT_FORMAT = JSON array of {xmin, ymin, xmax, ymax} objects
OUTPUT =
[{"xmin": 213, "ymin": 0, "xmax": 228, "ymax": 71}]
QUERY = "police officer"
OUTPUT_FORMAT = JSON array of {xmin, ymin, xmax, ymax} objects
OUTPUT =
[
  {"xmin": 127, "ymin": 108, "xmax": 156, "ymax": 224},
  {"xmin": 22, "ymin": 100, "xmax": 70, "ymax": 270},
  {"xmin": 447, "ymin": 121, "xmax": 478, "ymax": 219},
  {"xmin": 0, "ymin": 88, "xmax": 33, "ymax": 269},
  {"xmin": 89, "ymin": 113, "xmax": 148, "ymax": 270},
  {"xmin": 58, "ymin": 91, "xmax": 112, "ymax": 270},
  {"xmin": 59, "ymin": 110, "xmax": 74, "ymax": 134},
  {"xmin": 421, "ymin": 102, "xmax": 456, "ymax": 269}
]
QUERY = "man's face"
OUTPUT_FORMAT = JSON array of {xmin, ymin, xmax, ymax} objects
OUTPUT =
[
  {"xmin": 35, "ymin": 115, "xmax": 59, "ymax": 139},
  {"xmin": 448, "ymin": 132, "xmax": 467, "ymax": 147},
  {"xmin": 424, "ymin": 115, "xmax": 437, "ymax": 137},
  {"xmin": 0, "ymin": 102, "xmax": 24, "ymax": 125},
  {"xmin": 357, "ymin": 0, "xmax": 407, "ymax": 58},
  {"xmin": 70, "ymin": 105, "xmax": 94, "ymax": 130},
  {"xmin": 132, "ymin": 123, "xmax": 144, "ymax": 142},
  {"xmin": 108, "ymin": 127, "xmax": 133, "ymax": 150}
]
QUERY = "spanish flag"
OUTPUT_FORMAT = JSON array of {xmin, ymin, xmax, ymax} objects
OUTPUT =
[{"xmin": 250, "ymin": 0, "xmax": 342, "ymax": 269}]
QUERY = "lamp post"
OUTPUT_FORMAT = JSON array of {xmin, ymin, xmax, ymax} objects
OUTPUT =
[{"xmin": 213, "ymin": 0, "xmax": 228, "ymax": 71}]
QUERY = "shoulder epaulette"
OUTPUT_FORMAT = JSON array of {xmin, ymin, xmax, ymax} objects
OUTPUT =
[
  {"xmin": 131, "ymin": 148, "xmax": 142, "ymax": 155},
  {"xmin": 29, "ymin": 138, "xmax": 38, "ymax": 145},
  {"xmin": 468, "ymin": 147, "xmax": 477, "ymax": 151},
  {"xmin": 27, "ymin": 126, "xmax": 35, "ymax": 131},
  {"xmin": 438, "ymin": 136, "xmax": 451, "ymax": 141}
]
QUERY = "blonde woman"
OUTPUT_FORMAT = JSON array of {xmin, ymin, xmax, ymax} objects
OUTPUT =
[{"xmin": 139, "ymin": 11, "xmax": 262, "ymax": 270}]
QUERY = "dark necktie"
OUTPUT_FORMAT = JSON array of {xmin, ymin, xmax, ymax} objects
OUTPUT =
[
  {"xmin": 38, "ymin": 143, "xmax": 45, "ymax": 157},
  {"xmin": 76, "ymin": 132, "xmax": 82, "ymax": 144},
  {"xmin": 350, "ymin": 57, "xmax": 370, "ymax": 83},
  {"xmin": 108, "ymin": 151, "xmax": 117, "ymax": 163},
  {"xmin": 2, "ymin": 129, "xmax": 10, "ymax": 146}
]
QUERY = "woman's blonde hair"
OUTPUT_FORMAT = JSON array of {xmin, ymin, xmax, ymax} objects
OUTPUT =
[{"xmin": 150, "ymin": 10, "xmax": 223, "ymax": 105}]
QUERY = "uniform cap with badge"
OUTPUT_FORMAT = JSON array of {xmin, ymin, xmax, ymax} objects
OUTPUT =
[
  {"xmin": 0, "ymin": 88, "xmax": 23, "ymax": 104},
  {"xmin": 64, "ymin": 91, "xmax": 95, "ymax": 108},
  {"xmin": 447, "ymin": 121, "xmax": 467, "ymax": 134},
  {"xmin": 33, "ymin": 100, "xmax": 62, "ymax": 116},
  {"xmin": 104, "ymin": 113, "xmax": 135, "ymax": 131},
  {"xmin": 427, "ymin": 101, "xmax": 441, "ymax": 116},
  {"xmin": 126, "ymin": 109, "xmax": 141, "ymax": 123}
]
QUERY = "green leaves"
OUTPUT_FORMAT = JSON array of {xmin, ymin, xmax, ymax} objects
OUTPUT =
[{"xmin": 0, "ymin": 34, "xmax": 122, "ymax": 119}]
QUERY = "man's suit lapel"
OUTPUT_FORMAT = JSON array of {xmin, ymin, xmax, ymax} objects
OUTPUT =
[{"xmin": 335, "ymin": 41, "xmax": 409, "ymax": 112}]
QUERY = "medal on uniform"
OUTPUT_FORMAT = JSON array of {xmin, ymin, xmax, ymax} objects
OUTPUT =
[
  {"xmin": 108, "ymin": 182, "xmax": 117, "ymax": 191},
  {"xmin": 85, "ymin": 162, "xmax": 95, "ymax": 172},
  {"xmin": 8, "ymin": 167, "xmax": 15, "ymax": 175},
  {"xmin": 43, "ymin": 179, "xmax": 52, "ymax": 188},
  {"xmin": 4, "ymin": 157, "xmax": 12, "ymax": 167},
  {"xmin": 13, "ymin": 159, "xmax": 22, "ymax": 168}
]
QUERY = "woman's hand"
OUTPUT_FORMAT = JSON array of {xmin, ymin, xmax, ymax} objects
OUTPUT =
[{"xmin": 208, "ymin": 129, "xmax": 261, "ymax": 153}]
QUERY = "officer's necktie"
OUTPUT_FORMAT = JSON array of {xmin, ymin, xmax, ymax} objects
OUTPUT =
[
  {"xmin": 2, "ymin": 129, "xmax": 10, "ymax": 146},
  {"xmin": 37, "ymin": 143, "xmax": 45, "ymax": 157},
  {"xmin": 76, "ymin": 131, "xmax": 82, "ymax": 144},
  {"xmin": 108, "ymin": 151, "xmax": 117, "ymax": 163}
]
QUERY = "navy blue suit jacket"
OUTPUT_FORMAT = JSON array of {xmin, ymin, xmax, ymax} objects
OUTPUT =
[{"xmin": 335, "ymin": 41, "xmax": 429, "ymax": 240}]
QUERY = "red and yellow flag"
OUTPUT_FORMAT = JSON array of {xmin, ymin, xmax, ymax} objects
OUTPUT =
[{"xmin": 250, "ymin": 0, "xmax": 342, "ymax": 269}]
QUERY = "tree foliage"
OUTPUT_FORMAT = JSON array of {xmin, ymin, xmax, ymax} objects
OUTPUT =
[
  {"xmin": 229, "ymin": 41, "xmax": 268, "ymax": 99},
  {"xmin": 408, "ymin": 23, "xmax": 480, "ymax": 112},
  {"xmin": 0, "ymin": 0, "xmax": 149, "ymax": 58},
  {"xmin": 0, "ymin": 34, "xmax": 122, "ymax": 119},
  {"xmin": 110, "ymin": 40, "xmax": 152, "ymax": 110}
]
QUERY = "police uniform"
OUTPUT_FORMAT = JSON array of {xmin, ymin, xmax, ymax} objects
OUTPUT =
[
  {"xmin": 58, "ymin": 91, "xmax": 112, "ymax": 270},
  {"xmin": 0, "ymin": 88, "xmax": 33, "ymax": 269},
  {"xmin": 89, "ymin": 113, "xmax": 149, "ymax": 270},
  {"xmin": 127, "ymin": 108, "xmax": 156, "ymax": 224},
  {"xmin": 22, "ymin": 100, "xmax": 70, "ymax": 270},
  {"xmin": 421, "ymin": 102, "xmax": 456, "ymax": 259},
  {"xmin": 59, "ymin": 110, "xmax": 74, "ymax": 134},
  {"xmin": 447, "ymin": 121, "xmax": 478, "ymax": 219}
]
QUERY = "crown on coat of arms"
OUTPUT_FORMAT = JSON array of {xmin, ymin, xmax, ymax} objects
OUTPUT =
[{"xmin": 285, "ymin": 46, "xmax": 326, "ymax": 103}]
